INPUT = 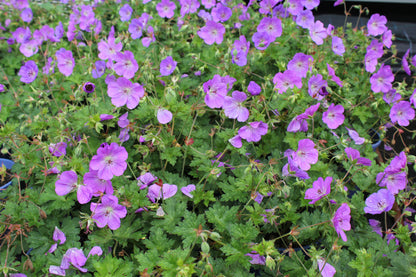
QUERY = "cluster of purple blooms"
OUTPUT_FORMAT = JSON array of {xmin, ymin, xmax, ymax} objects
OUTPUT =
[
  {"xmin": 55, "ymin": 142, "xmax": 128, "ymax": 231},
  {"xmin": 136, "ymin": 172, "xmax": 196, "ymax": 207},
  {"xmin": 43, "ymin": 226, "xmax": 102, "ymax": 275}
]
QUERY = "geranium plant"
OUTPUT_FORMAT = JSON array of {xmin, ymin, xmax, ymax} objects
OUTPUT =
[{"xmin": 0, "ymin": 0, "xmax": 416, "ymax": 276}]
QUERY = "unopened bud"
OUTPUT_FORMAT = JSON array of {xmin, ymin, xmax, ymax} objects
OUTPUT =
[{"xmin": 201, "ymin": 241, "xmax": 210, "ymax": 254}]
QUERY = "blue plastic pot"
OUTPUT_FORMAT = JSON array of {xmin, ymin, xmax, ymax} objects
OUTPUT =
[
  {"xmin": 368, "ymin": 129, "xmax": 381, "ymax": 151},
  {"xmin": 0, "ymin": 158, "xmax": 14, "ymax": 191}
]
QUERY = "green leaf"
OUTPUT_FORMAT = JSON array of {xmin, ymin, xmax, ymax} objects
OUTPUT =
[
  {"xmin": 205, "ymin": 203, "xmax": 239, "ymax": 233},
  {"xmin": 93, "ymin": 254, "xmax": 133, "ymax": 277},
  {"xmin": 172, "ymin": 210, "xmax": 205, "ymax": 249},
  {"xmin": 160, "ymin": 146, "xmax": 182, "ymax": 166}
]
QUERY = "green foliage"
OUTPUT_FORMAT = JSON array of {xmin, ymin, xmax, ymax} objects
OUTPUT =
[{"xmin": 93, "ymin": 255, "xmax": 133, "ymax": 277}]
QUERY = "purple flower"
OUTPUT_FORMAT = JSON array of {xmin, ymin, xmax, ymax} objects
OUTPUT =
[
  {"xmin": 282, "ymin": 155, "xmax": 310, "ymax": 179},
  {"xmin": 55, "ymin": 170, "xmax": 78, "ymax": 196},
  {"xmin": 181, "ymin": 184, "xmax": 196, "ymax": 198},
  {"xmin": 13, "ymin": 0, "xmax": 29, "ymax": 10},
  {"xmin": 49, "ymin": 142, "xmax": 67, "ymax": 157},
  {"xmin": 382, "ymin": 29, "xmax": 392, "ymax": 48},
  {"xmin": 198, "ymin": 10, "xmax": 212, "ymax": 21},
  {"xmin": 19, "ymin": 40, "xmax": 40, "ymax": 57},
  {"xmin": 322, "ymin": 103, "xmax": 344, "ymax": 129},
  {"xmin": 367, "ymin": 38, "xmax": 384, "ymax": 55},
  {"xmin": 56, "ymin": 48, "xmax": 75, "ymax": 77},
  {"xmin": 364, "ymin": 189, "xmax": 395, "ymax": 214},
  {"xmin": 309, "ymin": 20, "xmax": 327, "ymax": 45},
  {"xmin": 369, "ymin": 219, "xmax": 383, "ymax": 236},
  {"xmin": 157, "ymin": 109, "xmax": 173, "ymax": 124},
  {"xmin": 160, "ymin": 56, "xmax": 177, "ymax": 76},
  {"xmin": 223, "ymin": 91, "xmax": 249, "ymax": 122},
  {"xmin": 202, "ymin": 0, "xmax": 216, "ymax": 9},
  {"xmin": 147, "ymin": 183, "xmax": 178, "ymax": 202},
  {"xmin": 365, "ymin": 52, "xmax": 379, "ymax": 73},
  {"xmin": 142, "ymin": 25, "xmax": 156, "ymax": 47},
  {"xmin": 197, "ymin": 21, "xmax": 225, "ymax": 45},
  {"xmin": 118, "ymin": 112, "xmax": 129, "ymax": 128},
  {"xmin": 51, "ymin": 246, "xmax": 102, "ymax": 275},
  {"xmin": 90, "ymin": 194, "xmax": 127, "ymax": 230},
  {"xmin": 137, "ymin": 172, "xmax": 156, "ymax": 189},
  {"xmin": 43, "ymin": 57, "xmax": 55, "ymax": 75},
  {"xmin": 332, "ymin": 36, "xmax": 345, "ymax": 56},
  {"xmin": 247, "ymin": 81, "xmax": 261, "ymax": 96},
  {"xmin": 229, "ymin": 135, "xmax": 243, "ymax": 148},
  {"xmin": 261, "ymin": 209, "xmax": 276, "ymax": 223},
  {"xmin": 305, "ymin": 177, "xmax": 332, "ymax": 204},
  {"xmin": 211, "ymin": 3, "xmax": 232, "ymax": 22},
  {"xmin": 100, "ymin": 114, "xmax": 114, "ymax": 121},
  {"xmin": 107, "ymin": 77, "xmax": 145, "ymax": 109},
  {"xmin": 231, "ymin": 35, "xmax": 250, "ymax": 66},
  {"xmin": 92, "ymin": 60, "xmax": 106, "ymax": 79},
  {"xmin": 402, "ymin": 49, "xmax": 411, "ymax": 75},
  {"xmin": 53, "ymin": 226, "xmax": 66, "ymax": 245},
  {"xmin": 389, "ymin": 101, "xmax": 415, "ymax": 127},
  {"xmin": 83, "ymin": 82, "xmax": 95, "ymax": 93},
  {"xmin": 83, "ymin": 170, "xmax": 114, "ymax": 196},
  {"xmin": 259, "ymin": 0, "xmax": 279, "ymax": 14},
  {"xmin": 252, "ymin": 31, "xmax": 271, "ymax": 50},
  {"xmin": 245, "ymin": 251, "xmax": 266, "ymax": 265},
  {"xmin": 383, "ymin": 89, "xmax": 401, "ymax": 105},
  {"xmin": 88, "ymin": 246, "xmax": 103, "ymax": 258},
  {"xmin": 367, "ymin": 13, "xmax": 387, "ymax": 36},
  {"xmin": 308, "ymin": 74, "xmax": 327, "ymax": 100},
  {"xmin": 252, "ymin": 192, "xmax": 264, "ymax": 204},
  {"xmin": 49, "ymin": 265, "xmax": 66, "ymax": 276},
  {"xmin": 317, "ymin": 258, "xmax": 336, "ymax": 277},
  {"xmin": 179, "ymin": 0, "xmax": 200, "ymax": 16},
  {"xmin": 79, "ymin": 5, "xmax": 96, "ymax": 31},
  {"xmin": 376, "ymin": 152, "xmax": 407, "ymax": 194},
  {"xmin": 203, "ymin": 75, "xmax": 228, "ymax": 108},
  {"xmin": 296, "ymin": 9, "xmax": 314, "ymax": 29},
  {"xmin": 114, "ymin": 51, "xmax": 139, "ymax": 79},
  {"xmin": 410, "ymin": 89, "xmax": 416, "ymax": 108},
  {"xmin": 332, "ymin": 203, "xmax": 351, "ymax": 242},
  {"xmin": 12, "ymin": 27, "xmax": 31, "ymax": 44},
  {"xmin": 156, "ymin": 0, "xmax": 176, "ymax": 18},
  {"xmin": 370, "ymin": 64, "xmax": 394, "ymax": 93},
  {"xmin": 18, "ymin": 60, "xmax": 38, "ymax": 83},
  {"xmin": 98, "ymin": 37, "xmax": 122, "ymax": 60},
  {"xmin": 288, "ymin": 53, "xmax": 313, "ymax": 78},
  {"xmin": 377, "ymin": 170, "xmax": 407, "ymax": 195},
  {"xmin": 287, "ymin": 0, "xmax": 303, "ymax": 16},
  {"xmin": 273, "ymin": 70, "xmax": 303, "ymax": 93},
  {"xmin": 20, "ymin": 7, "xmax": 32, "ymax": 22},
  {"xmin": 287, "ymin": 103, "xmax": 320, "ymax": 133},
  {"xmin": 89, "ymin": 142, "xmax": 128, "ymax": 180},
  {"xmin": 302, "ymin": 0, "xmax": 319, "ymax": 10},
  {"xmin": 128, "ymin": 19, "xmax": 144, "ymax": 40},
  {"xmin": 257, "ymin": 17, "xmax": 282, "ymax": 41},
  {"xmin": 346, "ymin": 128, "xmax": 365, "ymax": 145},
  {"xmin": 327, "ymin": 64, "xmax": 343, "ymax": 87},
  {"xmin": 238, "ymin": 121, "xmax": 268, "ymax": 142},
  {"xmin": 119, "ymin": 4, "xmax": 133, "ymax": 22},
  {"xmin": 46, "ymin": 226, "xmax": 66, "ymax": 255},
  {"xmin": 60, "ymin": 248, "xmax": 87, "ymax": 273},
  {"xmin": 292, "ymin": 139, "xmax": 318, "ymax": 171},
  {"xmin": 345, "ymin": 147, "xmax": 372, "ymax": 166}
]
